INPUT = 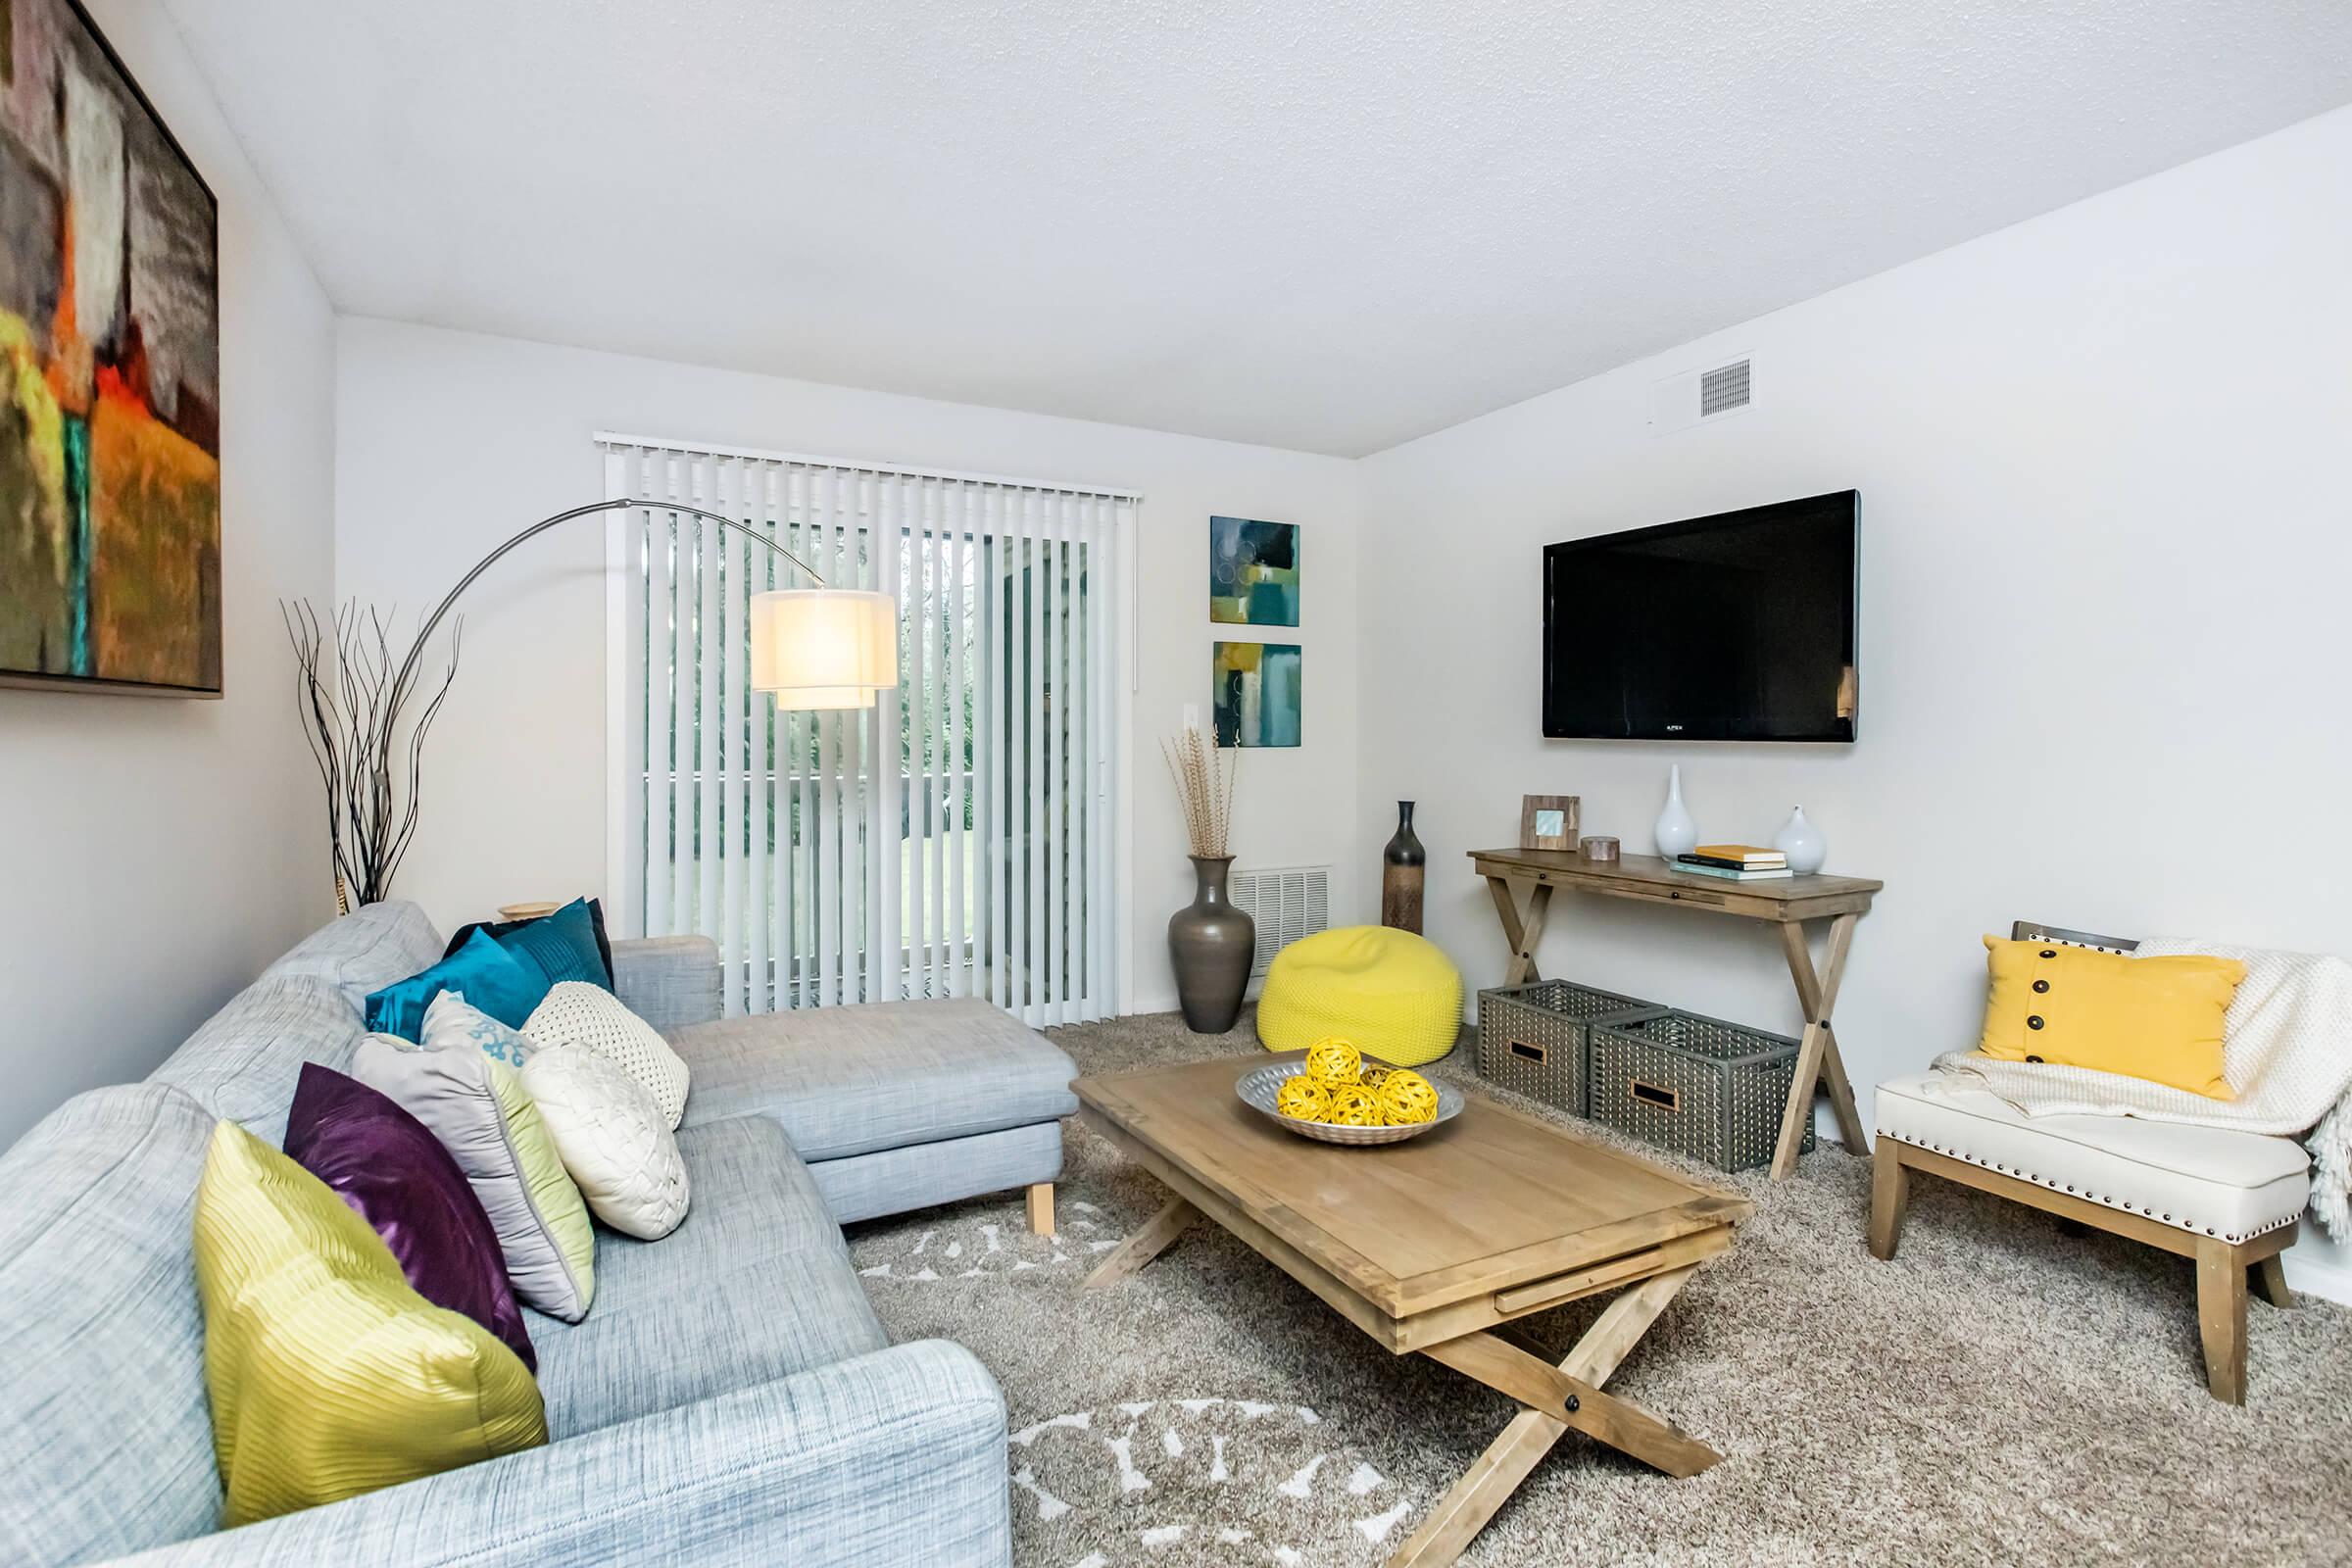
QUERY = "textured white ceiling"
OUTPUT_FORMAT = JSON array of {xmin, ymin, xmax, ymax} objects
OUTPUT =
[{"xmin": 159, "ymin": 1, "xmax": 2352, "ymax": 456}]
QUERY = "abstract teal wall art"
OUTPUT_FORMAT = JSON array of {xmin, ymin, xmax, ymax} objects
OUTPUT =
[
  {"xmin": 1212, "ymin": 641, "xmax": 1300, "ymax": 748},
  {"xmin": 0, "ymin": 0, "xmax": 221, "ymax": 695},
  {"xmin": 1209, "ymin": 515, "xmax": 1298, "ymax": 627}
]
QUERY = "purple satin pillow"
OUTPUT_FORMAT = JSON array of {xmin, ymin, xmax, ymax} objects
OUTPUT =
[{"xmin": 283, "ymin": 1062, "xmax": 536, "ymax": 1372}]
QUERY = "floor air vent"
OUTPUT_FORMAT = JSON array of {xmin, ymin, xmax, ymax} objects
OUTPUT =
[{"xmin": 1231, "ymin": 865, "xmax": 1331, "ymax": 977}]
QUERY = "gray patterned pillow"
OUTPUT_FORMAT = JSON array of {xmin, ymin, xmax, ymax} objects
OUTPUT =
[{"xmin": 351, "ymin": 1032, "xmax": 596, "ymax": 1320}]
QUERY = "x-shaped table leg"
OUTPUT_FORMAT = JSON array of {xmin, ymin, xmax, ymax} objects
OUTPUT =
[
  {"xmin": 1485, "ymin": 875, "xmax": 1554, "ymax": 988},
  {"xmin": 1769, "ymin": 913, "xmax": 1867, "ymax": 1180},
  {"xmin": 1079, "ymin": 1197, "xmax": 1198, "ymax": 1290},
  {"xmin": 1387, "ymin": 1264, "xmax": 1714, "ymax": 1568}
]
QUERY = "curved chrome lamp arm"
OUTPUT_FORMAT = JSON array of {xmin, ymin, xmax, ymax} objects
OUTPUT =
[{"xmin": 392, "ymin": 498, "xmax": 828, "ymax": 704}]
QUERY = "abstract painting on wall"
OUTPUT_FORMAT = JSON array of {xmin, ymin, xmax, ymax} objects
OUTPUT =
[
  {"xmin": 1212, "ymin": 641, "xmax": 1300, "ymax": 748},
  {"xmin": 0, "ymin": 0, "xmax": 220, "ymax": 695},
  {"xmin": 1209, "ymin": 514, "xmax": 1298, "ymax": 627}
]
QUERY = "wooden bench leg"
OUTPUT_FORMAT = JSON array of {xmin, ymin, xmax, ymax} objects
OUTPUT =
[
  {"xmin": 1867, "ymin": 1138, "xmax": 1909, "ymax": 1261},
  {"xmin": 2252, "ymin": 1252, "xmax": 2293, "ymax": 1310},
  {"xmin": 1025, "ymin": 1183, "xmax": 1055, "ymax": 1237},
  {"xmin": 2195, "ymin": 1237, "xmax": 2249, "ymax": 1405}
]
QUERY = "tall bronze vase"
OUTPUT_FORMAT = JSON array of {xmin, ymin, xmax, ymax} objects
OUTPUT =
[
  {"xmin": 1169, "ymin": 855, "xmax": 1254, "ymax": 1033},
  {"xmin": 1382, "ymin": 801, "xmax": 1425, "ymax": 933}
]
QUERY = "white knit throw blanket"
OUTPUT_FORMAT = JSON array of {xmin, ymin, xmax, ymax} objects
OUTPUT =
[{"xmin": 1931, "ymin": 938, "xmax": 2352, "ymax": 1241}]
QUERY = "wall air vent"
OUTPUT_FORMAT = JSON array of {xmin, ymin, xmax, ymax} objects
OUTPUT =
[
  {"xmin": 1698, "ymin": 359, "xmax": 1752, "ymax": 416},
  {"xmin": 1230, "ymin": 864, "xmax": 1331, "ymax": 978},
  {"xmin": 1648, "ymin": 352, "xmax": 1753, "ymax": 436}
]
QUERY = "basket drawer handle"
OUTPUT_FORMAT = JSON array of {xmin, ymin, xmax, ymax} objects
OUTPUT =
[
  {"xmin": 1507, "ymin": 1038, "xmax": 1546, "ymax": 1065},
  {"xmin": 1630, "ymin": 1080, "xmax": 1679, "ymax": 1112}
]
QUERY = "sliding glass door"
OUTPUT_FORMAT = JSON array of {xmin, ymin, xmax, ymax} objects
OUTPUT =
[{"xmin": 603, "ymin": 436, "xmax": 1129, "ymax": 1026}]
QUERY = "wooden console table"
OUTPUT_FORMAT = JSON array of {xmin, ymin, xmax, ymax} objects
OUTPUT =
[{"xmin": 1467, "ymin": 847, "xmax": 1883, "ymax": 1181}]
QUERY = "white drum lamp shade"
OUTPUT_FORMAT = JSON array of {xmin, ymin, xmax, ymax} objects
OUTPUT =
[{"xmin": 750, "ymin": 588, "xmax": 900, "ymax": 710}]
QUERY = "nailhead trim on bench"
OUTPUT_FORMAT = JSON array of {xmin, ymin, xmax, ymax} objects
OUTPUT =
[{"xmin": 1877, "ymin": 1129, "xmax": 2299, "ymax": 1246}]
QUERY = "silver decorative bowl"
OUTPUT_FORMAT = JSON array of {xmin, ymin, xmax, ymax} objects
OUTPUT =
[{"xmin": 1236, "ymin": 1059, "xmax": 1465, "ymax": 1147}]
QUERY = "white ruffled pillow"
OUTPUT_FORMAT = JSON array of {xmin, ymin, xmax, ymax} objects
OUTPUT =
[
  {"xmin": 523, "ymin": 981, "xmax": 690, "ymax": 1128},
  {"xmin": 520, "ymin": 1045, "xmax": 688, "ymax": 1241}
]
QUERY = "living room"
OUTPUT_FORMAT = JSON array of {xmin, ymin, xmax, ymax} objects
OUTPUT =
[{"xmin": 3, "ymin": 2, "xmax": 2348, "ymax": 1565}]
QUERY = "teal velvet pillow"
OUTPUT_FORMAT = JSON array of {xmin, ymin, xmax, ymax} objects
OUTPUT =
[
  {"xmin": 364, "ymin": 929, "xmax": 547, "ymax": 1042},
  {"xmin": 491, "ymin": 899, "xmax": 609, "ymax": 992},
  {"xmin": 446, "ymin": 898, "xmax": 613, "ymax": 990}
]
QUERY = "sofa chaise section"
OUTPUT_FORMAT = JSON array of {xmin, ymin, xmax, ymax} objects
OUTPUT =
[{"xmin": 658, "ymin": 966, "xmax": 1081, "ymax": 1230}]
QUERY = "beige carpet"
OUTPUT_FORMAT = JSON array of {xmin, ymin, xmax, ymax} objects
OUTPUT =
[{"xmin": 844, "ymin": 1008, "xmax": 2352, "ymax": 1566}]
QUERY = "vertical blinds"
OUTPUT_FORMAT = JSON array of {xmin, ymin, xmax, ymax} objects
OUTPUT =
[{"xmin": 601, "ymin": 435, "xmax": 1134, "ymax": 1028}]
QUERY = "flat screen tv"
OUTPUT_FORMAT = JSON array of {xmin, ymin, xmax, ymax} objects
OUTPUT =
[{"xmin": 1543, "ymin": 490, "xmax": 1858, "ymax": 742}]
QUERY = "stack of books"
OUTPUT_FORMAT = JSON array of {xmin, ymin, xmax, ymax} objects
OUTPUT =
[{"xmin": 1670, "ymin": 845, "xmax": 1792, "ymax": 880}]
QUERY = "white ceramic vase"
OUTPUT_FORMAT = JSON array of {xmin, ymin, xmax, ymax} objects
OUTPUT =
[
  {"xmin": 1652, "ymin": 764, "xmax": 1698, "ymax": 861},
  {"xmin": 1774, "ymin": 805, "xmax": 1827, "ymax": 874}
]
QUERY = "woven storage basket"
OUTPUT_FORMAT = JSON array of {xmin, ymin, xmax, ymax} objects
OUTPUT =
[
  {"xmin": 1588, "ymin": 1009, "xmax": 1813, "ymax": 1172},
  {"xmin": 1474, "ymin": 981, "xmax": 1663, "ymax": 1116}
]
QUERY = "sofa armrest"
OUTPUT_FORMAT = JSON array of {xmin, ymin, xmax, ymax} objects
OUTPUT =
[
  {"xmin": 611, "ymin": 934, "xmax": 723, "ymax": 1030},
  {"xmin": 109, "ymin": 1340, "xmax": 1009, "ymax": 1568}
]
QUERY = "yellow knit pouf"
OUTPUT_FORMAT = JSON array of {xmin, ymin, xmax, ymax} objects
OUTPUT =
[{"xmin": 1256, "ymin": 926, "xmax": 1464, "ymax": 1067}]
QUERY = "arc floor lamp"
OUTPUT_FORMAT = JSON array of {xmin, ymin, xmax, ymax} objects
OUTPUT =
[{"xmin": 288, "ymin": 498, "xmax": 899, "ymax": 910}]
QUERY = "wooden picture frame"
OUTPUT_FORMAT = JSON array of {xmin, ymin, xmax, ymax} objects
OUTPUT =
[{"xmin": 1519, "ymin": 795, "xmax": 1580, "ymax": 852}]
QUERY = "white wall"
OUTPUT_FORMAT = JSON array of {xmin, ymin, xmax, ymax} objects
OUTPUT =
[
  {"xmin": 332, "ymin": 318, "xmax": 1361, "ymax": 1011},
  {"xmin": 0, "ymin": 0, "xmax": 336, "ymax": 1144},
  {"xmin": 1353, "ymin": 107, "xmax": 2352, "ymax": 1293}
]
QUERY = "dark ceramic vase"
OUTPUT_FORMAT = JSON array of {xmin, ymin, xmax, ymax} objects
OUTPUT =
[
  {"xmin": 1169, "ymin": 855, "xmax": 1254, "ymax": 1033},
  {"xmin": 1382, "ymin": 801, "xmax": 1426, "ymax": 933}
]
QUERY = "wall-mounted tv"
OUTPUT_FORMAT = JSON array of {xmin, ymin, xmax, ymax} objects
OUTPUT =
[{"xmin": 1543, "ymin": 490, "xmax": 1858, "ymax": 742}]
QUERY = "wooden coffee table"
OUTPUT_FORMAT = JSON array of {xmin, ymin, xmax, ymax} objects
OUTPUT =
[{"xmin": 1075, "ymin": 1053, "xmax": 1752, "ymax": 1568}]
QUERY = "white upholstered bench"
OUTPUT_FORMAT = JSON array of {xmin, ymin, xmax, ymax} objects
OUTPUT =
[{"xmin": 1867, "ymin": 922, "xmax": 2311, "ymax": 1404}]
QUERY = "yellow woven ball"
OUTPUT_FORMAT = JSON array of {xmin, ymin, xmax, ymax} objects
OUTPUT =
[
  {"xmin": 1357, "ymin": 1064, "xmax": 1393, "ymax": 1092},
  {"xmin": 1275, "ymin": 1075, "xmax": 1334, "ymax": 1123},
  {"xmin": 1325, "ymin": 1084, "xmax": 1384, "ymax": 1126},
  {"xmin": 1379, "ymin": 1070, "xmax": 1440, "ymax": 1126},
  {"xmin": 1303, "ymin": 1037, "xmax": 1362, "ymax": 1086}
]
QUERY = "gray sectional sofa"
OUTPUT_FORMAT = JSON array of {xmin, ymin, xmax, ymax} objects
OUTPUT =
[{"xmin": 0, "ymin": 901, "xmax": 1079, "ymax": 1567}]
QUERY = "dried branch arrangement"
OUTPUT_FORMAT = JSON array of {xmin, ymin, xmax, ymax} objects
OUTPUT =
[
  {"xmin": 282, "ymin": 602, "xmax": 463, "ymax": 909},
  {"xmin": 1161, "ymin": 725, "xmax": 1238, "ymax": 858}
]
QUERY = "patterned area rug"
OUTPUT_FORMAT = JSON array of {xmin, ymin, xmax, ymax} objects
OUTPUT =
[{"xmin": 844, "ymin": 1008, "xmax": 2352, "ymax": 1566}]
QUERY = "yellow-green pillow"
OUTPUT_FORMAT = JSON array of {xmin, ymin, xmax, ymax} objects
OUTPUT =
[
  {"xmin": 1977, "ymin": 937, "xmax": 2245, "ymax": 1100},
  {"xmin": 194, "ymin": 1120, "xmax": 546, "ymax": 1527}
]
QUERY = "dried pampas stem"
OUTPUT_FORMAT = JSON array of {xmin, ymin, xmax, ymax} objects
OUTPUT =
[{"xmin": 1162, "ymin": 725, "xmax": 1238, "ymax": 858}]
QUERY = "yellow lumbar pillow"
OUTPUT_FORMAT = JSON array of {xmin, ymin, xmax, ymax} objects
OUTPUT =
[
  {"xmin": 1977, "ymin": 937, "xmax": 2245, "ymax": 1100},
  {"xmin": 194, "ymin": 1120, "xmax": 546, "ymax": 1527}
]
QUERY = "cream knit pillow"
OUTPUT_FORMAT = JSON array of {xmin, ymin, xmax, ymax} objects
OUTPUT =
[
  {"xmin": 522, "ymin": 982, "xmax": 690, "ymax": 1129},
  {"xmin": 521, "ymin": 1046, "xmax": 688, "ymax": 1241}
]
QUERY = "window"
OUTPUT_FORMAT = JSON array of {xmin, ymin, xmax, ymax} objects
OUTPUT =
[{"xmin": 601, "ymin": 434, "xmax": 1132, "ymax": 1026}]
